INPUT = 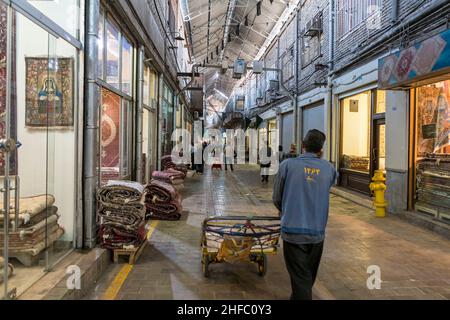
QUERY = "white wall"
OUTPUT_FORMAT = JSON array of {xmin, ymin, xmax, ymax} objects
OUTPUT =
[
  {"xmin": 341, "ymin": 92, "xmax": 371, "ymax": 157},
  {"xmin": 14, "ymin": 13, "xmax": 77, "ymax": 241},
  {"xmin": 386, "ymin": 90, "xmax": 409, "ymax": 171}
]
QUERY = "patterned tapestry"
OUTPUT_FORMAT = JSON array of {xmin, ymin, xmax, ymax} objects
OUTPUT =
[
  {"xmin": 0, "ymin": 4, "xmax": 17, "ymax": 176},
  {"xmin": 379, "ymin": 29, "xmax": 450, "ymax": 89},
  {"xmin": 417, "ymin": 81, "xmax": 450, "ymax": 156},
  {"xmin": 101, "ymin": 88, "xmax": 120, "ymax": 180},
  {"xmin": 25, "ymin": 57, "xmax": 74, "ymax": 128}
]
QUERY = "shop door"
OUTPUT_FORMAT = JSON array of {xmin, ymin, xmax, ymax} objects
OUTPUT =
[{"xmin": 372, "ymin": 119, "xmax": 386, "ymax": 174}]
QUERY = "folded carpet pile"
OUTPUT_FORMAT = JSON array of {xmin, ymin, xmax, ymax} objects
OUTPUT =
[
  {"xmin": 152, "ymin": 169, "xmax": 185, "ymax": 186},
  {"xmin": 144, "ymin": 180, "xmax": 183, "ymax": 221},
  {"xmin": 97, "ymin": 180, "xmax": 147, "ymax": 250},
  {"xmin": 161, "ymin": 155, "xmax": 188, "ymax": 177},
  {"xmin": 0, "ymin": 195, "xmax": 65, "ymax": 260},
  {"xmin": 0, "ymin": 257, "xmax": 14, "ymax": 284}
]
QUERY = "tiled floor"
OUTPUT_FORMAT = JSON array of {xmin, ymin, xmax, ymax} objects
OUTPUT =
[{"xmin": 85, "ymin": 165, "xmax": 450, "ymax": 300}]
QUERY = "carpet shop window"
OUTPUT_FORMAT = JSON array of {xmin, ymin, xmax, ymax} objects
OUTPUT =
[
  {"xmin": 162, "ymin": 83, "xmax": 175, "ymax": 156},
  {"xmin": 414, "ymin": 79, "xmax": 450, "ymax": 222},
  {"xmin": 1, "ymin": 4, "xmax": 81, "ymax": 299},
  {"xmin": 340, "ymin": 91, "xmax": 371, "ymax": 173},
  {"xmin": 100, "ymin": 88, "xmax": 132, "ymax": 183}
]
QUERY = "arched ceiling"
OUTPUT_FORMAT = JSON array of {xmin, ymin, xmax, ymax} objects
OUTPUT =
[{"xmin": 181, "ymin": 0, "xmax": 296, "ymax": 114}]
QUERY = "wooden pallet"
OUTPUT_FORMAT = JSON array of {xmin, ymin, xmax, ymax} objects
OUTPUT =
[{"xmin": 113, "ymin": 240, "xmax": 148, "ymax": 265}]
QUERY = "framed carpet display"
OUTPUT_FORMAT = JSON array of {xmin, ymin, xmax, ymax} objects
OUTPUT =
[
  {"xmin": 25, "ymin": 57, "xmax": 74, "ymax": 128},
  {"xmin": 100, "ymin": 88, "xmax": 121, "ymax": 183}
]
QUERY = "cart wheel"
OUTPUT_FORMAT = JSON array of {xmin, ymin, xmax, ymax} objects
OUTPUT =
[
  {"xmin": 257, "ymin": 255, "xmax": 267, "ymax": 277},
  {"xmin": 202, "ymin": 254, "xmax": 211, "ymax": 278}
]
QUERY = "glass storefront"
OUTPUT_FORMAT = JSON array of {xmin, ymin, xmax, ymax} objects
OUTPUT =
[
  {"xmin": 267, "ymin": 119, "xmax": 278, "ymax": 151},
  {"xmin": 26, "ymin": 0, "xmax": 82, "ymax": 38},
  {"xmin": 339, "ymin": 89, "xmax": 386, "ymax": 194},
  {"xmin": 413, "ymin": 79, "xmax": 450, "ymax": 222},
  {"xmin": 1, "ymin": 1, "xmax": 82, "ymax": 299},
  {"xmin": 341, "ymin": 91, "xmax": 371, "ymax": 173},
  {"xmin": 161, "ymin": 83, "xmax": 175, "ymax": 156},
  {"xmin": 142, "ymin": 64, "xmax": 158, "ymax": 183},
  {"xmin": 98, "ymin": 11, "xmax": 135, "ymax": 185}
]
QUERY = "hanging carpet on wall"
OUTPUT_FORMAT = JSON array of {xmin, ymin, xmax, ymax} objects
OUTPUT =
[{"xmin": 97, "ymin": 180, "xmax": 147, "ymax": 250}]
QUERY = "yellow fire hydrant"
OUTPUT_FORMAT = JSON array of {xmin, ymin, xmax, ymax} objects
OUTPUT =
[{"xmin": 369, "ymin": 170, "xmax": 387, "ymax": 218}]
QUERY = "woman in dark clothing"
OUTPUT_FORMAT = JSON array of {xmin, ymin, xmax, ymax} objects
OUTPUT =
[{"xmin": 260, "ymin": 142, "xmax": 272, "ymax": 183}]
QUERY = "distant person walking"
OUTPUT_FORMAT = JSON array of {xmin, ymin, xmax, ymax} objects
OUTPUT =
[
  {"xmin": 224, "ymin": 143, "xmax": 235, "ymax": 172},
  {"xmin": 273, "ymin": 130, "xmax": 337, "ymax": 300},
  {"xmin": 278, "ymin": 145, "xmax": 285, "ymax": 163},
  {"xmin": 283, "ymin": 143, "xmax": 298, "ymax": 161},
  {"xmin": 260, "ymin": 142, "xmax": 272, "ymax": 183}
]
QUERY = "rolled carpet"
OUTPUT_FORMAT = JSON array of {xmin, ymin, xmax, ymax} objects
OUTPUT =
[
  {"xmin": 161, "ymin": 155, "xmax": 176, "ymax": 170},
  {"xmin": 145, "ymin": 201, "xmax": 182, "ymax": 221},
  {"xmin": 97, "ymin": 203, "xmax": 145, "ymax": 231},
  {"xmin": 145, "ymin": 179, "xmax": 178, "ymax": 203},
  {"xmin": 97, "ymin": 181, "xmax": 145, "ymax": 206},
  {"xmin": 99, "ymin": 223, "xmax": 147, "ymax": 250},
  {"xmin": 145, "ymin": 196, "xmax": 182, "ymax": 221},
  {"xmin": 144, "ymin": 179, "xmax": 182, "ymax": 221},
  {"xmin": 152, "ymin": 170, "xmax": 185, "ymax": 184}
]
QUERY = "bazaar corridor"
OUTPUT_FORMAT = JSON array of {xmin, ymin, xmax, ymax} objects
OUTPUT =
[{"xmin": 84, "ymin": 165, "xmax": 450, "ymax": 300}]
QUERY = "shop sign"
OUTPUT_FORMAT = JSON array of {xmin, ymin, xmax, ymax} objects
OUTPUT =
[{"xmin": 379, "ymin": 28, "xmax": 450, "ymax": 89}]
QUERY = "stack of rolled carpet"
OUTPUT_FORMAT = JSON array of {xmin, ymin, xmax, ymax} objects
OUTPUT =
[
  {"xmin": 152, "ymin": 168, "xmax": 185, "ymax": 190},
  {"xmin": 0, "ymin": 195, "xmax": 65, "ymax": 264},
  {"xmin": 97, "ymin": 181, "xmax": 147, "ymax": 250},
  {"xmin": 161, "ymin": 155, "xmax": 188, "ymax": 177},
  {"xmin": 144, "ymin": 179, "xmax": 183, "ymax": 221},
  {"xmin": 0, "ymin": 257, "xmax": 14, "ymax": 284}
]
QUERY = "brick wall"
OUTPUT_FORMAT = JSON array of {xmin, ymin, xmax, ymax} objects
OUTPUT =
[
  {"xmin": 297, "ymin": 0, "xmax": 329, "ymax": 95},
  {"xmin": 333, "ymin": 0, "xmax": 449, "ymax": 74}
]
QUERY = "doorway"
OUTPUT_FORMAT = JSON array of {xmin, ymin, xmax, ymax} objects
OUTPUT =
[{"xmin": 339, "ymin": 89, "xmax": 386, "ymax": 195}]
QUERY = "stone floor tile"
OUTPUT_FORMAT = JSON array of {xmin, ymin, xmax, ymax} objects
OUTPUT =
[{"xmin": 84, "ymin": 165, "xmax": 450, "ymax": 300}]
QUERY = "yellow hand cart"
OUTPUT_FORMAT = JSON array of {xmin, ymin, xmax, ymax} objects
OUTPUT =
[{"xmin": 201, "ymin": 216, "xmax": 281, "ymax": 277}]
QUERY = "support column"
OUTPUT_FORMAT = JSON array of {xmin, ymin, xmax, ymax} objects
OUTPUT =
[
  {"xmin": 136, "ymin": 46, "xmax": 144, "ymax": 183},
  {"xmin": 157, "ymin": 75, "xmax": 164, "ymax": 170},
  {"xmin": 385, "ymin": 90, "xmax": 409, "ymax": 213},
  {"xmin": 83, "ymin": 0, "xmax": 100, "ymax": 249},
  {"xmin": 294, "ymin": 5, "xmax": 300, "ymax": 151}
]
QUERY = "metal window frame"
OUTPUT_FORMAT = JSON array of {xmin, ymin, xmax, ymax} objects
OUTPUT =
[{"xmin": 0, "ymin": 0, "xmax": 82, "ymax": 49}]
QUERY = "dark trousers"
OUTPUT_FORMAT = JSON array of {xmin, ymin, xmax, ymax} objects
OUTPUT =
[
  {"xmin": 225, "ymin": 164, "xmax": 234, "ymax": 171},
  {"xmin": 283, "ymin": 240, "xmax": 324, "ymax": 300}
]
